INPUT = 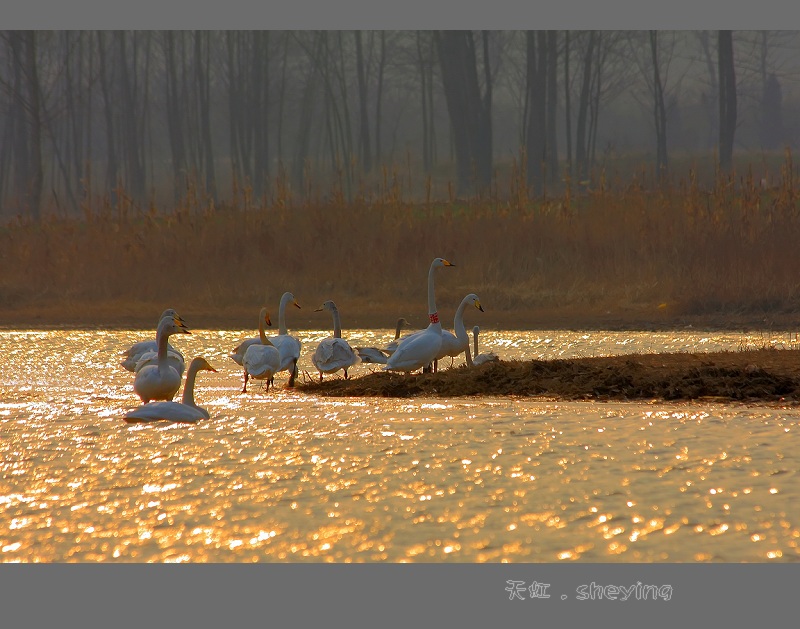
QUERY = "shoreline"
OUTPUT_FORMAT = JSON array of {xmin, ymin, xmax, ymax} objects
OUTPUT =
[{"xmin": 1, "ymin": 304, "xmax": 797, "ymax": 333}]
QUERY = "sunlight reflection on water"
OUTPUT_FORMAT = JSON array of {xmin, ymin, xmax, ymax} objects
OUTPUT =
[{"xmin": 1, "ymin": 327, "xmax": 799, "ymax": 562}]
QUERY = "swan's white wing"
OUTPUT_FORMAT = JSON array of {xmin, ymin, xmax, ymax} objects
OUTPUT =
[
  {"xmin": 269, "ymin": 335, "xmax": 302, "ymax": 372},
  {"xmin": 230, "ymin": 337, "xmax": 261, "ymax": 366},
  {"xmin": 134, "ymin": 349, "xmax": 185, "ymax": 375},
  {"xmin": 313, "ymin": 338, "xmax": 360, "ymax": 373},
  {"xmin": 438, "ymin": 330, "xmax": 468, "ymax": 360},
  {"xmin": 121, "ymin": 340, "xmax": 180, "ymax": 372},
  {"xmin": 355, "ymin": 347, "xmax": 389, "ymax": 364},
  {"xmin": 384, "ymin": 328, "xmax": 442, "ymax": 373},
  {"xmin": 243, "ymin": 344, "xmax": 281, "ymax": 379},
  {"xmin": 124, "ymin": 401, "xmax": 206, "ymax": 423},
  {"xmin": 383, "ymin": 330, "xmax": 423, "ymax": 356},
  {"xmin": 133, "ymin": 364, "xmax": 183, "ymax": 403}
]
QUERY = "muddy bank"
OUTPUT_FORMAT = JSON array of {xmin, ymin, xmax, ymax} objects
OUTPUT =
[{"xmin": 296, "ymin": 349, "xmax": 800, "ymax": 403}]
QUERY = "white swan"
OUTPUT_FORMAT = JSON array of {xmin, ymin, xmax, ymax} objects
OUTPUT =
[
  {"xmin": 242, "ymin": 337, "xmax": 281, "ymax": 393},
  {"xmin": 268, "ymin": 292, "xmax": 302, "ymax": 387},
  {"xmin": 312, "ymin": 300, "xmax": 361, "ymax": 381},
  {"xmin": 230, "ymin": 307, "xmax": 272, "ymax": 389},
  {"xmin": 120, "ymin": 308, "xmax": 185, "ymax": 373},
  {"xmin": 133, "ymin": 314, "xmax": 191, "ymax": 403},
  {"xmin": 472, "ymin": 325, "xmax": 499, "ymax": 365},
  {"xmin": 435, "ymin": 293, "xmax": 484, "ymax": 370},
  {"xmin": 124, "ymin": 357, "xmax": 216, "ymax": 423},
  {"xmin": 356, "ymin": 317, "xmax": 412, "ymax": 364},
  {"xmin": 384, "ymin": 257, "xmax": 454, "ymax": 373},
  {"xmin": 132, "ymin": 347, "xmax": 185, "ymax": 375}
]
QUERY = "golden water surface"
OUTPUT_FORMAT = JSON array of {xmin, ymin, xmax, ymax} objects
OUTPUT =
[{"xmin": 1, "ymin": 327, "xmax": 799, "ymax": 562}]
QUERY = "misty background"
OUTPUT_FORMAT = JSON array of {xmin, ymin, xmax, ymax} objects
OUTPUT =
[{"xmin": 1, "ymin": 30, "xmax": 798, "ymax": 222}]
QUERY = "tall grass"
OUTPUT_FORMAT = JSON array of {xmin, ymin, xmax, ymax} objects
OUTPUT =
[{"xmin": 2, "ymin": 151, "xmax": 800, "ymax": 329}]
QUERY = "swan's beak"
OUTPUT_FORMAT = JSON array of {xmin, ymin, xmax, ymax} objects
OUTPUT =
[
  {"xmin": 314, "ymin": 306, "xmax": 323, "ymax": 312},
  {"xmin": 475, "ymin": 300, "xmax": 484, "ymax": 312},
  {"xmin": 293, "ymin": 301, "xmax": 302, "ymax": 309},
  {"xmin": 174, "ymin": 316, "xmax": 191, "ymax": 334},
  {"xmin": 265, "ymin": 316, "xmax": 272, "ymax": 326},
  {"xmin": 442, "ymin": 259, "xmax": 454, "ymax": 266}
]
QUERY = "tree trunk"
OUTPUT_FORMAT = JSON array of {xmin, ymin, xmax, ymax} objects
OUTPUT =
[
  {"xmin": 545, "ymin": 31, "xmax": 559, "ymax": 184},
  {"xmin": 116, "ymin": 31, "xmax": 145, "ymax": 203},
  {"xmin": 355, "ymin": 30, "xmax": 372, "ymax": 173},
  {"xmin": 525, "ymin": 31, "xmax": 547, "ymax": 194},
  {"xmin": 650, "ymin": 31, "xmax": 668, "ymax": 178},
  {"xmin": 718, "ymin": 30, "xmax": 737, "ymax": 172},
  {"xmin": 375, "ymin": 31, "xmax": 386, "ymax": 166},
  {"xmin": 564, "ymin": 31, "xmax": 572, "ymax": 179},
  {"xmin": 164, "ymin": 31, "xmax": 187, "ymax": 203},
  {"xmin": 434, "ymin": 30, "xmax": 492, "ymax": 196},
  {"xmin": 96, "ymin": 32, "xmax": 118, "ymax": 207},
  {"xmin": 575, "ymin": 31, "xmax": 595, "ymax": 182}
]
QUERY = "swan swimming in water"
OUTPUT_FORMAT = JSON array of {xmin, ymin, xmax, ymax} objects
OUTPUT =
[
  {"xmin": 124, "ymin": 357, "xmax": 217, "ymax": 423},
  {"xmin": 120, "ymin": 308, "xmax": 185, "ymax": 374},
  {"xmin": 133, "ymin": 314, "xmax": 191, "ymax": 403},
  {"xmin": 472, "ymin": 325, "xmax": 499, "ymax": 365},
  {"xmin": 268, "ymin": 292, "xmax": 302, "ymax": 387},
  {"xmin": 312, "ymin": 300, "xmax": 361, "ymax": 381},
  {"xmin": 384, "ymin": 257, "xmax": 454, "ymax": 373}
]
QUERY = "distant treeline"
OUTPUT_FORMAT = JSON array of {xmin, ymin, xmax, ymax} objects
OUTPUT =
[{"xmin": 0, "ymin": 30, "xmax": 797, "ymax": 219}]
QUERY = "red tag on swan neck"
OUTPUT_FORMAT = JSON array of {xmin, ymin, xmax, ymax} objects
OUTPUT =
[{"xmin": 429, "ymin": 312, "xmax": 439, "ymax": 324}]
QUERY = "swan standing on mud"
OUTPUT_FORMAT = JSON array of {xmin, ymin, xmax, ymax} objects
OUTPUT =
[
  {"xmin": 242, "ymin": 337, "xmax": 281, "ymax": 393},
  {"xmin": 120, "ymin": 308, "xmax": 185, "ymax": 374},
  {"xmin": 124, "ymin": 357, "xmax": 216, "ymax": 423},
  {"xmin": 230, "ymin": 307, "xmax": 274, "ymax": 390},
  {"xmin": 312, "ymin": 300, "xmax": 361, "ymax": 381},
  {"xmin": 386, "ymin": 294, "xmax": 483, "ymax": 371},
  {"xmin": 435, "ymin": 293, "xmax": 484, "ymax": 370},
  {"xmin": 133, "ymin": 314, "xmax": 191, "ymax": 403},
  {"xmin": 268, "ymin": 292, "xmax": 303, "ymax": 387},
  {"xmin": 384, "ymin": 257, "xmax": 454, "ymax": 373}
]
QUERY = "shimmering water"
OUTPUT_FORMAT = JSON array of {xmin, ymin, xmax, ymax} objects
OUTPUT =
[{"xmin": 1, "ymin": 327, "xmax": 799, "ymax": 562}]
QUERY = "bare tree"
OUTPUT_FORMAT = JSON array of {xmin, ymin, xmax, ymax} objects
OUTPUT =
[
  {"xmin": 354, "ymin": 30, "xmax": 372, "ymax": 173},
  {"xmin": 718, "ymin": 30, "xmax": 737, "ymax": 171},
  {"xmin": 434, "ymin": 30, "xmax": 493, "ymax": 195}
]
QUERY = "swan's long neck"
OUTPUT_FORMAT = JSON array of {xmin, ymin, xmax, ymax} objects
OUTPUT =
[
  {"xmin": 278, "ymin": 293, "xmax": 290, "ymax": 335},
  {"xmin": 182, "ymin": 363, "xmax": 200, "ymax": 407},
  {"xmin": 454, "ymin": 298, "xmax": 470, "ymax": 344},
  {"xmin": 258, "ymin": 310, "xmax": 268, "ymax": 343},
  {"xmin": 331, "ymin": 307, "xmax": 342, "ymax": 338},
  {"xmin": 473, "ymin": 327, "xmax": 480, "ymax": 355},
  {"xmin": 394, "ymin": 320, "xmax": 403, "ymax": 340},
  {"xmin": 156, "ymin": 321, "xmax": 171, "ymax": 369},
  {"xmin": 427, "ymin": 263, "xmax": 441, "ymax": 332}
]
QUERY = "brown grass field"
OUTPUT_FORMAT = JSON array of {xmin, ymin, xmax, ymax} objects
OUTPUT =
[{"xmin": 1, "ymin": 151, "xmax": 800, "ymax": 333}]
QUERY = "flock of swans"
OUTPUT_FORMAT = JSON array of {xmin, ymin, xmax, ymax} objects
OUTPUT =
[{"xmin": 120, "ymin": 257, "xmax": 498, "ymax": 423}]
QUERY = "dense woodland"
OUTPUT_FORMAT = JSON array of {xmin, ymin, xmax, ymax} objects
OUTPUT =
[{"xmin": 0, "ymin": 30, "xmax": 798, "ymax": 220}]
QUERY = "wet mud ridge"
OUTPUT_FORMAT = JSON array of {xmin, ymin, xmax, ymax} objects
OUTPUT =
[{"xmin": 296, "ymin": 349, "xmax": 800, "ymax": 402}]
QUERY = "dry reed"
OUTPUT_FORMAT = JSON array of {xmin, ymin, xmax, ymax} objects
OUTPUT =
[{"xmin": 1, "ymin": 151, "xmax": 799, "ymax": 330}]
